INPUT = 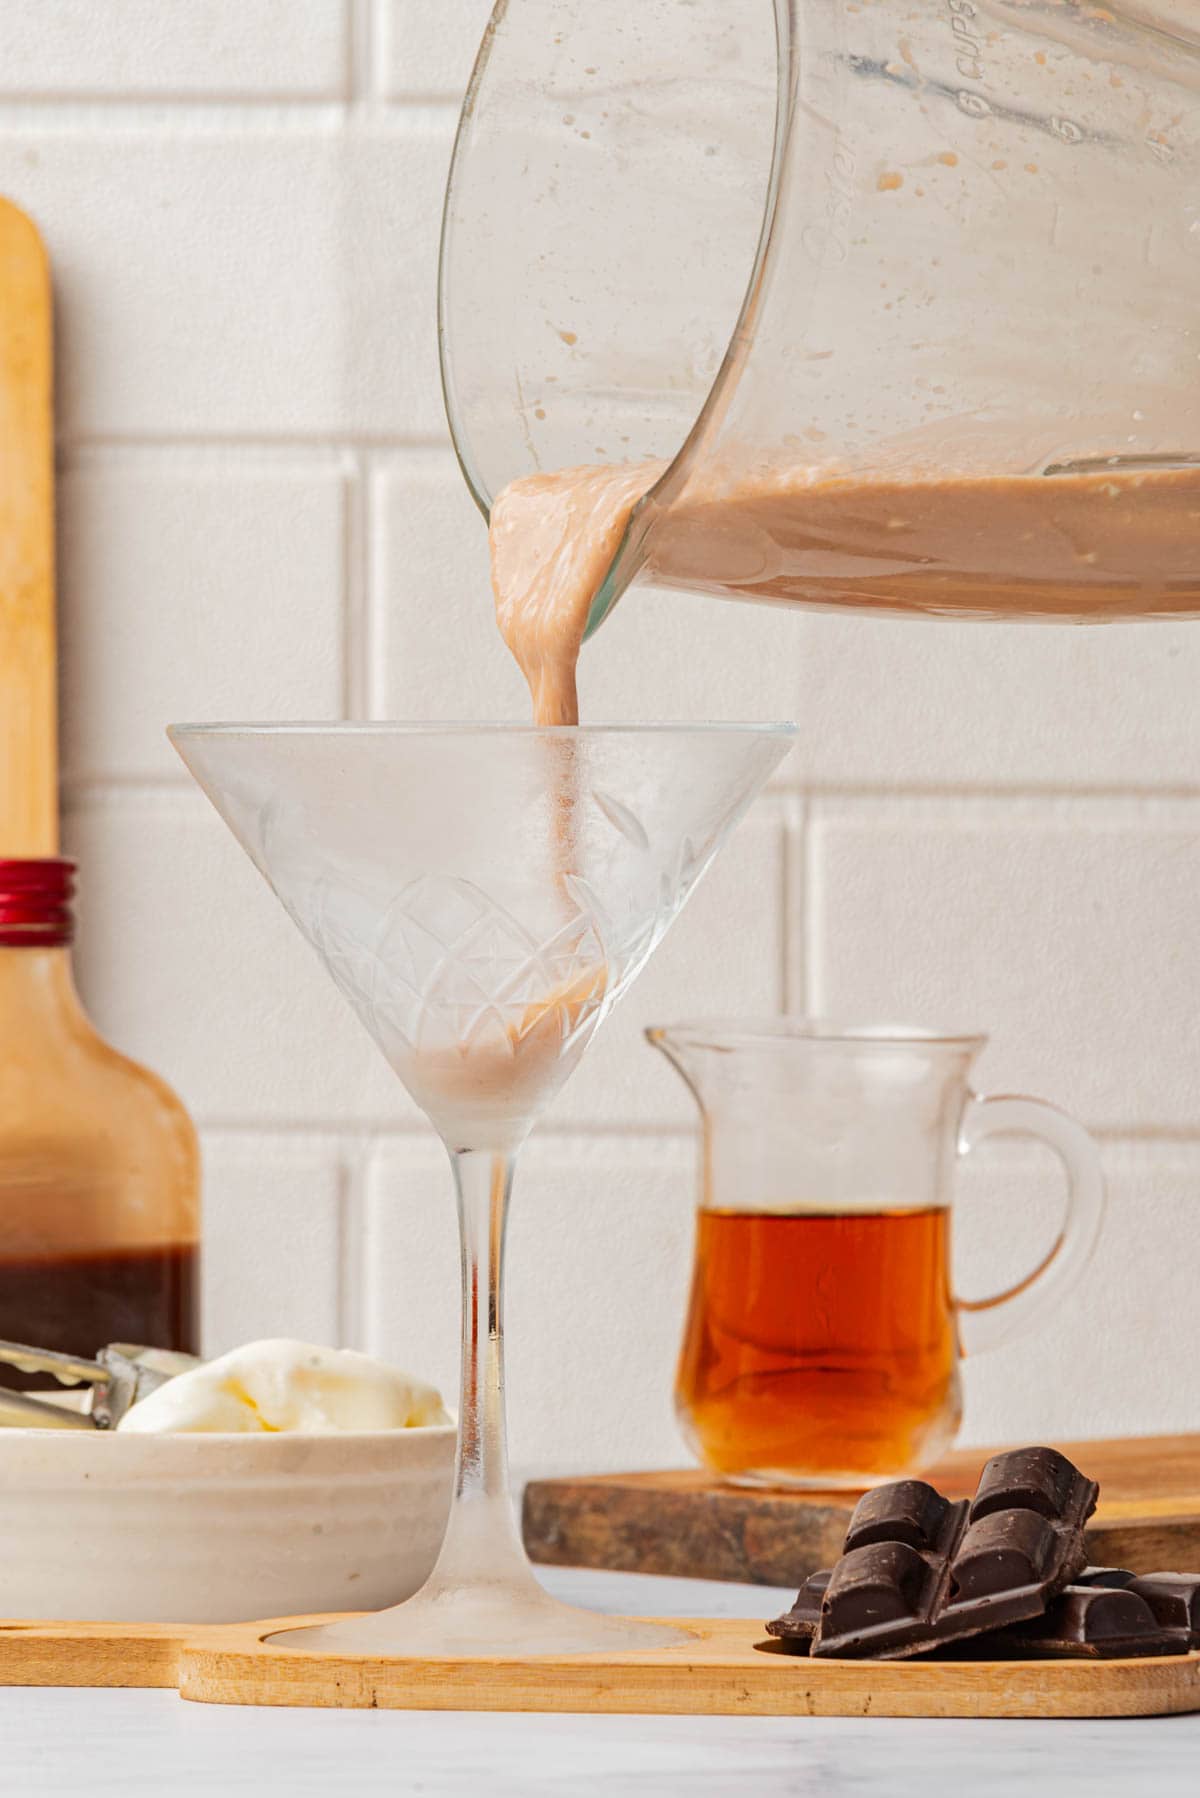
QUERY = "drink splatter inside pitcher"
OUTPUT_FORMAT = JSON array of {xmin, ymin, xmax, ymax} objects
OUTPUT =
[{"xmin": 489, "ymin": 457, "xmax": 1200, "ymax": 725}]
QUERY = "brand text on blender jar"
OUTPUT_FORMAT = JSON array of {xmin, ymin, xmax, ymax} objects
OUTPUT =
[
  {"xmin": 946, "ymin": 0, "xmax": 986, "ymax": 84},
  {"xmin": 802, "ymin": 141, "xmax": 857, "ymax": 268}
]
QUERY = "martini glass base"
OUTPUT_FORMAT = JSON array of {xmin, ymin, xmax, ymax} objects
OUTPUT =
[{"xmin": 269, "ymin": 1586, "xmax": 687, "ymax": 1659}]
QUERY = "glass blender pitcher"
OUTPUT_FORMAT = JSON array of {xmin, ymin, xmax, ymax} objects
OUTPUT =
[{"xmin": 441, "ymin": 1, "xmax": 1200, "ymax": 626}]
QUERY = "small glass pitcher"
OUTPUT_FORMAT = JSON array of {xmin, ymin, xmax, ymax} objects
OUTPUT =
[
  {"xmin": 442, "ymin": 2, "xmax": 1200, "ymax": 625},
  {"xmin": 648, "ymin": 1021, "xmax": 1105, "ymax": 1489}
]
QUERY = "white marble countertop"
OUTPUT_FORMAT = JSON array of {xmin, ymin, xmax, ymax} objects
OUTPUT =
[{"xmin": 7, "ymin": 1567, "xmax": 1198, "ymax": 1796}]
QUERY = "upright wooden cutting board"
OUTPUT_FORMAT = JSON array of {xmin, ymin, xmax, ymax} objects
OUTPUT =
[
  {"xmin": 523, "ymin": 1435, "xmax": 1200, "ymax": 1586},
  {"xmin": 0, "ymin": 198, "xmax": 56, "ymax": 857}
]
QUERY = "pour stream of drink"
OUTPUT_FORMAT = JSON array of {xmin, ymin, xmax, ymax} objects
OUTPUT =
[{"xmin": 489, "ymin": 455, "xmax": 1200, "ymax": 729}]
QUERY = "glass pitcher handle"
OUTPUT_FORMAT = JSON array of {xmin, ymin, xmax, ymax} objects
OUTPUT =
[{"xmin": 955, "ymin": 1093, "xmax": 1105, "ymax": 1356}]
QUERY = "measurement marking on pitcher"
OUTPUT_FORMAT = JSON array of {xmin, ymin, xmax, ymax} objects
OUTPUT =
[{"xmin": 946, "ymin": 0, "xmax": 988, "ymax": 84}]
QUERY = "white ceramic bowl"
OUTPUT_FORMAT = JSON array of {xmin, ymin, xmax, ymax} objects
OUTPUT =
[{"xmin": 0, "ymin": 1423, "xmax": 456, "ymax": 1623}]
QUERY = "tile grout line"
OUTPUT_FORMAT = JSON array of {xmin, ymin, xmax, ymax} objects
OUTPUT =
[
  {"xmin": 0, "ymin": 97, "xmax": 351, "ymax": 117},
  {"xmin": 61, "ymin": 774, "xmax": 195, "ymax": 801},
  {"xmin": 336, "ymin": 1144, "xmax": 369, "ymax": 1351},
  {"xmin": 782, "ymin": 790, "xmax": 808, "ymax": 1015},
  {"xmin": 360, "ymin": 454, "xmax": 384, "ymax": 719},
  {"xmin": 195, "ymin": 1118, "xmax": 696, "ymax": 1143},
  {"xmin": 0, "ymin": 96, "xmax": 463, "ymax": 122},
  {"xmin": 774, "ymin": 793, "xmax": 787, "ymax": 1013},
  {"xmin": 61, "ymin": 434, "xmax": 451, "ymax": 456},
  {"xmin": 54, "ymin": 748, "xmax": 1200, "ymax": 822},
  {"xmin": 790, "ymin": 782, "xmax": 1200, "ymax": 806},
  {"xmin": 348, "ymin": 0, "xmax": 370, "ymax": 105},
  {"xmin": 60, "ymin": 761, "xmax": 1200, "ymax": 818},
  {"xmin": 803, "ymin": 798, "xmax": 822, "ymax": 1018},
  {"xmin": 191, "ymin": 1116, "xmax": 1200, "ymax": 1149},
  {"xmin": 342, "ymin": 450, "xmax": 370, "ymax": 718}
]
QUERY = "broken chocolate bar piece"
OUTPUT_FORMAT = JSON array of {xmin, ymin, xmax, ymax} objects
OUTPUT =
[
  {"xmin": 766, "ymin": 1480, "xmax": 970, "ymax": 1656},
  {"xmin": 809, "ymin": 1481, "xmax": 970, "ymax": 1661},
  {"xmin": 842, "ymin": 1480, "xmax": 963, "ymax": 1553},
  {"xmin": 991, "ymin": 1584, "xmax": 1190, "ymax": 1659},
  {"xmin": 811, "ymin": 1447, "xmax": 1097, "ymax": 1660},
  {"xmin": 970, "ymin": 1444, "xmax": 1087, "ymax": 1523},
  {"xmin": 1126, "ymin": 1574, "xmax": 1200, "ymax": 1647},
  {"xmin": 1068, "ymin": 1568, "xmax": 1200, "ymax": 1643},
  {"xmin": 1074, "ymin": 1566, "xmax": 1136, "ymax": 1589},
  {"xmin": 763, "ymin": 1569, "xmax": 830, "ymax": 1654}
]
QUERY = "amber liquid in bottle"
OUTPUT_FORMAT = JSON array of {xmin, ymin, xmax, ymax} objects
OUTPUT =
[
  {"xmin": 675, "ymin": 1207, "xmax": 959, "ymax": 1484},
  {"xmin": 0, "ymin": 862, "xmax": 200, "ymax": 1388}
]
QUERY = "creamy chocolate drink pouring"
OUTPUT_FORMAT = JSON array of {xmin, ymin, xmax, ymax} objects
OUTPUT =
[
  {"xmin": 491, "ymin": 457, "xmax": 1200, "ymax": 724},
  {"xmin": 447, "ymin": 0, "xmax": 1200, "ymax": 704},
  {"xmin": 490, "ymin": 462, "xmax": 665, "ymax": 727}
]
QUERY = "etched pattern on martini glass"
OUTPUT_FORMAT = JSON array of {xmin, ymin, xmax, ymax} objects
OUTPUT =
[{"xmin": 169, "ymin": 723, "xmax": 794, "ymax": 1657}]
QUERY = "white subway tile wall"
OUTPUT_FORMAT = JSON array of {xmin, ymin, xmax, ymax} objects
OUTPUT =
[
  {"xmin": 60, "ymin": 455, "xmax": 349, "ymax": 781},
  {"xmin": 200, "ymin": 1135, "xmax": 345, "ymax": 1352},
  {"xmin": 7, "ymin": 3, "xmax": 1196, "ymax": 1471},
  {"xmin": 0, "ymin": 3, "xmax": 350, "ymax": 99},
  {"xmin": 374, "ymin": 1, "xmax": 495, "ymax": 101}
]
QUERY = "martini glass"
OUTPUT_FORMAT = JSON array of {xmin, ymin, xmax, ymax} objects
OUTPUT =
[{"xmin": 169, "ymin": 723, "xmax": 793, "ymax": 1657}]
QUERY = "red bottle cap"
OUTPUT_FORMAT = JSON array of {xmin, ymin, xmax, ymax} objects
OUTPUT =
[{"xmin": 0, "ymin": 859, "xmax": 76, "ymax": 947}]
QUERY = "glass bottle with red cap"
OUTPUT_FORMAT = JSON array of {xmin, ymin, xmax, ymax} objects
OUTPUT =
[{"xmin": 0, "ymin": 859, "xmax": 200, "ymax": 1384}]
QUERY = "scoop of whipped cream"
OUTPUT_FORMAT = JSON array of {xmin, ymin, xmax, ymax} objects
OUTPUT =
[{"xmin": 116, "ymin": 1339, "xmax": 451, "ymax": 1435}]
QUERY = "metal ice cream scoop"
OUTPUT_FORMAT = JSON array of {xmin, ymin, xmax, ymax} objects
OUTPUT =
[{"xmin": 0, "ymin": 1339, "xmax": 202, "ymax": 1430}]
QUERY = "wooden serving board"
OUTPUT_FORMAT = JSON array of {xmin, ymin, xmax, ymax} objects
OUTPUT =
[
  {"xmin": 0, "ymin": 1614, "xmax": 1196, "ymax": 1717},
  {"xmin": 523, "ymin": 1435, "xmax": 1200, "ymax": 1587}
]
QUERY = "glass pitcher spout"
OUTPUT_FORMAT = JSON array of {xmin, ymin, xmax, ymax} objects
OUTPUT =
[
  {"xmin": 441, "ymin": 1, "xmax": 1200, "ymax": 630},
  {"xmin": 643, "ymin": 1023, "xmax": 712, "ymax": 1113}
]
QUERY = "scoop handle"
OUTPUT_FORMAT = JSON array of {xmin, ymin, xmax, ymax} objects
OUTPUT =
[{"xmin": 0, "ymin": 1389, "xmax": 96, "ymax": 1430}]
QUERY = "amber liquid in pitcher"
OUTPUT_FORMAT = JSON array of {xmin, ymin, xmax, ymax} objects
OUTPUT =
[{"xmin": 675, "ymin": 1206, "xmax": 960, "ymax": 1484}]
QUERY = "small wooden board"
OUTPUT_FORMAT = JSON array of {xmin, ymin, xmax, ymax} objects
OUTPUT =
[
  {"xmin": 0, "ymin": 1615, "xmax": 1196, "ymax": 1717},
  {"xmin": 523, "ymin": 1435, "xmax": 1200, "ymax": 1587}
]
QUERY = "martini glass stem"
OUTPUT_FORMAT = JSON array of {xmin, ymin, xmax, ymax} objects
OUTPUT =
[{"xmin": 418, "ymin": 1146, "xmax": 538, "ymax": 1601}]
